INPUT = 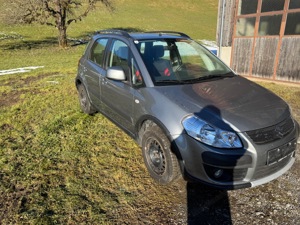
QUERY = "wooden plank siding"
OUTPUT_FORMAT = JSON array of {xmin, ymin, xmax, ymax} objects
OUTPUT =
[
  {"xmin": 232, "ymin": 38, "xmax": 253, "ymax": 74},
  {"xmin": 277, "ymin": 37, "xmax": 300, "ymax": 82},
  {"xmin": 217, "ymin": 0, "xmax": 236, "ymax": 47},
  {"xmin": 252, "ymin": 38, "xmax": 279, "ymax": 78}
]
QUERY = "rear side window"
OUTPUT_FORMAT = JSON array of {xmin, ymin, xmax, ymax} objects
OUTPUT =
[{"xmin": 89, "ymin": 38, "xmax": 108, "ymax": 66}]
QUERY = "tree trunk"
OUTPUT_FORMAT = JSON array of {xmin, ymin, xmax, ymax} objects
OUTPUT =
[
  {"xmin": 56, "ymin": 0, "xmax": 68, "ymax": 48},
  {"xmin": 58, "ymin": 26, "xmax": 68, "ymax": 48}
]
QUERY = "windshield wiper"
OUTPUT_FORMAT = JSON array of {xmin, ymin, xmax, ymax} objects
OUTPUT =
[
  {"xmin": 155, "ymin": 72, "xmax": 235, "ymax": 85},
  {"xmin": 155, "ymin": 80, "xmax": 185, "ymax": 85},
  {"xmin": 204, "ymin": 72, "xmax": 234, "ymax": 79},
  {"xmin": 184, "ymin": 72, "xmax": 235, "ymax": 83}
]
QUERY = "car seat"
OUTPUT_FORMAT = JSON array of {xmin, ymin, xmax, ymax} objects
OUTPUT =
[{"xmin": 152, "ymin": 45, "xmax": 174, "ymax": 78}]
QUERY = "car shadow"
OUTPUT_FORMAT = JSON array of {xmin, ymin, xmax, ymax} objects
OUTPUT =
[
  {"xmin": 186, "ymin": 182, "xmax": 232, "ymax": 225},
  {"xmin": 177, "ymin": 104, "xmax": 248, "ymax": 224}
]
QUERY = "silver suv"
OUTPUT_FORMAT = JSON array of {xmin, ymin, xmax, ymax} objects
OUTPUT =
[{"xmin": 75, "ymin": 30, "xmax": 299, "ymax": 189}]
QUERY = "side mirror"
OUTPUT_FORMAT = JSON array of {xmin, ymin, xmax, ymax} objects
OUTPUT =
[{"xmin": 106, "ymin": 67, "xmax": 126, "ymax": 81}]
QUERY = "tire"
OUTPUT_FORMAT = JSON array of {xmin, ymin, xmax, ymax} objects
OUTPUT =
[
  {"xmin": 140, "ymin": 121, "xmax": 181, "ymax": 185},
  {"xmin": 77, "ymin": 84, "xmax": 96, "ymax": 115}
]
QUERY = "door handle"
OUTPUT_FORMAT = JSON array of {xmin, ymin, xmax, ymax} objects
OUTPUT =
[{"xmin": 102, "ymin": 78, "xmax": 108, "ymax": 85}]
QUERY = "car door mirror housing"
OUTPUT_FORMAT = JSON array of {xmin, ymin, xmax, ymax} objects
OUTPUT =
[{"xmin": 107, "ymin": 67, "xmax": 126, "ymax": 81}]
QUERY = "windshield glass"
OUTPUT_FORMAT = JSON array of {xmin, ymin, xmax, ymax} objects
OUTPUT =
[{"xmin": 135, "ymin": 39, "xmax": 233, "ymax": 85}]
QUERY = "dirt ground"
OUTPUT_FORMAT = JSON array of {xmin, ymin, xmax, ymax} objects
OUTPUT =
[{"xmin": 161, "ymin": 143, "xmax": 300, "ymax": 225}]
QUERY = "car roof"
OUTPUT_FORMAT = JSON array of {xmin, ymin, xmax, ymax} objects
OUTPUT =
[
  {"xmin": 130, "ymin": 33, "xmax": 189, "ymax": 40},
  {"xmin": 94, "ymin": 30, "xmax": 191, "ymax": 41}
]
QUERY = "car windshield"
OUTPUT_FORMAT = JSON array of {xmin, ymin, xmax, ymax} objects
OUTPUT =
[{"xmin": 135, "ymin": 39, "xmax": 233, "ymax": 85}]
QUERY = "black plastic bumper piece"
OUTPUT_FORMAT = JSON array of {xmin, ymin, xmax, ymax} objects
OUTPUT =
[{"xmin": 202, "ymin": 151, "xmax": 252, "ymax": 168}]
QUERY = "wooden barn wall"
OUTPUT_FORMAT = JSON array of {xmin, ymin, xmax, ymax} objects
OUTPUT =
[
  {"xmin": 217, "ymin": 0, "xmax": 300, "ymax": 83},
  {"xmin": 252, "ymin": 38, "xmax": 279, "ymax": 78},
  {"xmin": 232, "ymin": 38, "xmax": 253, "ymax": 74},
  {"xmin": 217, "ymin": 0, "xmax": 236, "ymax": 47},
  {"xmin": 277, "ymin": 37, "xmax": 300, "ymax": 82}
]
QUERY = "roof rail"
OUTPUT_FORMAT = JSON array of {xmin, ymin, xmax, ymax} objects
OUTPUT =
[
  {"xmin": 145, "ymin": 31, "xmax": 190, "ymax": 38},
  {"xmin": 95, "ymin": 29, "xmax": 132, "ymax": 38}
]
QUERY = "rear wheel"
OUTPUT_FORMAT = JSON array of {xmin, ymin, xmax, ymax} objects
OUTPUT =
[
  {"xmin": 77, "ymin": 84, "xmax": 96, "ymax": 115},
  {"xmin": 140, "ymin": 121, "xmax": 181, "ymax": 184}
]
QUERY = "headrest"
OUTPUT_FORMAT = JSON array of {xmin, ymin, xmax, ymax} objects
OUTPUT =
[
  {"xmin": 116, "ymin": 46, "xmax": 128, "ymax": 60},
  {"xmin": 152, "ymin": 45, "xmax": 165, "ymax": 59}
]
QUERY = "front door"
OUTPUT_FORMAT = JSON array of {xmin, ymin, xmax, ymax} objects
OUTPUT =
[{"xmin": 101, "ymin": 39, "xmax": 137, "ymax": 133}]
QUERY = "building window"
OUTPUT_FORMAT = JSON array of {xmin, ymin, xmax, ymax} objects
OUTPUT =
[
  {"xmin": 235, "ymin": 0, "xmax": 300, "ymax": 37},
  {"xmin": 289, "ymin": 0, "xmax": 300, "ymax": 9},
  {"xmin": 236, "ymin": 17, "xmax": 256, "ymax": 36},
  {"xmin": 261, "ymin": 0, "xmax": 285, "ymax": 12},
  {"xmin": 258, "ymin": 15, "xmax": 282, "ymax": 36},
  {"xmin": 285, "ymin": 12, "xmax": 300, "ymax": 35},
  {"xmin": 238, "ymin": 0, "xmax": 258, "ymax": 15}
]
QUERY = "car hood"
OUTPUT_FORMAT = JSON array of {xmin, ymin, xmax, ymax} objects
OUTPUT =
[{"xmin": 153, "ymin": 76, "xmax": 290, "ymax": 132}]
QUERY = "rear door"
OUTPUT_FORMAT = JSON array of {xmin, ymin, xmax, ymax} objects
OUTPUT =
[{"xmin": 84, "ymin": 38, "xmax": 109, "ymax": 109}]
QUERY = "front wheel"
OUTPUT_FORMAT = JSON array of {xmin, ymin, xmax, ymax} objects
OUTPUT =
[{"xmin": 140, "ymin": 121, "xmax": 181, "ymax": 185}]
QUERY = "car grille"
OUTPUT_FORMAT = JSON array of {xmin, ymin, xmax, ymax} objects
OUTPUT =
[{"xmin": 246, "ymin": 117, "xmax": 295, "ymax": 145}]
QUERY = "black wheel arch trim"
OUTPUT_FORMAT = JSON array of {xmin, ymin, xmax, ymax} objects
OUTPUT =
[
  {"xmin": 136, "ymin": 115, "xmax": 173, "ymax": 142},
  {"xmin": 76, "ymin": 78, "xmax": 96, "ymax": 112},
  {"xmin": 136, "ymin": 115, "xmax": 184, "ymax": 162},
  {"xmin": 75, "ymin": 76, "xmax": 83, "ymax": 89}
]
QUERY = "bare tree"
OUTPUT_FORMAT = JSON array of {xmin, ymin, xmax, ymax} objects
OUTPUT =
[{"xmin": 3, "ymin": 0, "xmax": 114, "ymax": 47}]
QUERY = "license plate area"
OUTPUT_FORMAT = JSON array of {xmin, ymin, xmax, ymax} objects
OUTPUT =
[{"xmin": 267, "ymin": 139, "xmax": 297, "ymax": 165}]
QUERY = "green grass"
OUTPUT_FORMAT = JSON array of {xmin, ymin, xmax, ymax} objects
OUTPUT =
[
  {"xmin": 0, "ymin": 0, "xmax": 219, "ymax": 70},
  {"xmin": 0, "ymin": 0, "xmax": 300, "ymax": 224},
  {"xmin": 0, "ymin": 72, "xmax": 186, "ymax": 224},
  {"xmin": 0, "ymin": 1, "xmax": 218, "ymax": 223}
]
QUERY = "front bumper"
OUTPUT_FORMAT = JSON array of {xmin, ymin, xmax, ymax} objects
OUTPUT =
[{"xmin": 174, "ymin": 119, "xmax": 299, "ymax": 190}]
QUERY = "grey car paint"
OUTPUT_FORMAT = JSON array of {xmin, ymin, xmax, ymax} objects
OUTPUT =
[
  {"xmin": 76, "ymin": 31, "xmax": 299, "ymax": 189},
  {"xmin": 146, "ymin": 76, "xmax": 290, "ymax": 133}
]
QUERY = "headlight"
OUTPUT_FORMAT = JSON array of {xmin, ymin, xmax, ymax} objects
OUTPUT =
[{"xmin": 182, "ymin": 115, "xmax": 242, "ymax": 148}]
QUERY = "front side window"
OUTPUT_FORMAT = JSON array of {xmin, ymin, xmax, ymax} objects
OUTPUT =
[
  {"xmin": 108, "ymin": 40, "xmax": 129, "ymax": 68},
  {"xmin": 131, "ymin": 58, "xmax": 143, "ymax": 87},
  {"xmin": 108, "ymin": 39, "xmax": 143, "ymax": 86},
  {"xmin": 135, "ymin": 39, "xmax": 233, "ymax": 86}
]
